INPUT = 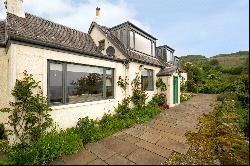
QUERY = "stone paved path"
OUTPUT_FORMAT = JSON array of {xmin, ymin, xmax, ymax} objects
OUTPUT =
[{"xmin": 51, "ymin": 94, "xmax": 217, "ymax": 165}]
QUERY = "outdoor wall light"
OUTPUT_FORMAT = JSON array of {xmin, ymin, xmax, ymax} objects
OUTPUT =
[{"xmin": 139, "ymin": 65, "xmax": 144, "ymax": 70}]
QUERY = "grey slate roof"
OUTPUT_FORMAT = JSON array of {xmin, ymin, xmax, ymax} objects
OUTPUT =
[
  {"xmin": 157, "ymin": 66, "xmax": 177, "ymax": 76},
  {"xmin": 0, "ymin": 13, "xmax": 178, "ymax": 69},
  {"xmin": 128, "ymin": 50, "xmax": 164, "ymax": 67},
  {"xmin": 0, "ymin": 13, "xmax": 112, "ymax": 59}
]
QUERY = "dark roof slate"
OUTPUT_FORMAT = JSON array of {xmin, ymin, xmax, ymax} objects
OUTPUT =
[
  {"xmin": 0, "ymin": 20, "xmax": 6, "ymax": 46},
  {"xmin": 2, "ymin": 13, "xmax": 110, "ymax": 58},
  {"xmin": 128, "ymin": 50, "xmax": 164, "ymax": 67},
  {"xmin": 156, "ymin": 66, "xmax": 177, "ymax": 76}
]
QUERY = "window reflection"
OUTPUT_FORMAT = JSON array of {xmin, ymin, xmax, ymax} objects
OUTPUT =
[
  {"xmin": 134, "ymin": 32, "xmax": 152, "ymax": 55},
  {"xmin": 49, "ymin": 63, "xmax": 63, "ymax": 105},
  {"xmin": 67, "ymin": 64, "xmax": 104, "ymax": 103},
  {"xmin": 106, "ymin": 69, "xmax": 113, "ymax": 98},
  {"xmin": 141, "ymin": 69, "xmax": 154, "ymax": 91},
  {"xmin": 48, "ymin": 61, "xmax": 114, "ymax": 105}
]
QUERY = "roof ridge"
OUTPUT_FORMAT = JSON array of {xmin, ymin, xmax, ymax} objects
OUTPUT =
[{"xmin": 20, "ymin": 12, "xmax": 88, "ymax": 35}]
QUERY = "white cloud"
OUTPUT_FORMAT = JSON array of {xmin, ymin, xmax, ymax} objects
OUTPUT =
[
  {"xmin": 20, "ymin": 0, "xmax": 150, "ymax": 33},
  {"xmin": 0, "ymin": 4, "xmax": 6, "ymax": 20}
]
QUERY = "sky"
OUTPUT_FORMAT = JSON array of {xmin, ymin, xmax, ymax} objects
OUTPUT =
[{"xmin": 0, "ymin": 0, "xmax": 249, "ymax": 57}]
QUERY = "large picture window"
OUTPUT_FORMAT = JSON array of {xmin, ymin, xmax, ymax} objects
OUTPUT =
[
  {"xmin": 48, "ymin": 61, "xmax": 114, "ymax": 105},
  {"xmin": 141, "ymin": 69, "xmax": 154, "ymax": 91}
]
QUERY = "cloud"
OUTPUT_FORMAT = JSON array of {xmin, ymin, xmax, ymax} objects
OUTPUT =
[
  {"xmin": 0, "ymin": 0, "xmax": 150, "ymax": 31},
  {"xmin": 0, "ymin": 0, "xmax": 150, "ymax": 33}
]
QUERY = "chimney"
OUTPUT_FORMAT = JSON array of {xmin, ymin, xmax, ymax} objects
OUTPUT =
[
  {"xmin": 96, "ymin": 7, "xmax": 100, "ymax": 17},
  {"xmin": 93, "ymin": 6, "xmax": 102, "ymax": 25},
  {"xmin": 5, "ymin": 0, "xmax": 25, "ymax": 18}
]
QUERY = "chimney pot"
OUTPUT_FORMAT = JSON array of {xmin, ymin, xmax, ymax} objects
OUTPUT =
[{"xmin": 96, "ymin": 7, "xmax": 100, "ymax": 17}]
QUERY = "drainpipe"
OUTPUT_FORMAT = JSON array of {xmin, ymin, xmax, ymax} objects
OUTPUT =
[{"xmin": 123, "ymin": 58, "xmax": 130, "ymax": 97}]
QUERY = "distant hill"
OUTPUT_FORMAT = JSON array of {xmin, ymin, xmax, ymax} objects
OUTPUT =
[
  {"xmin": 180, "ymin": 51, "xmax": 249, "ymax": 68},
  {"xmin": 179, "ymin": 55, "xmax": 207, "ymax": 66},
  {"xmin": 211, "ymin": 51, "xmax": 249, "ymax": 67}
]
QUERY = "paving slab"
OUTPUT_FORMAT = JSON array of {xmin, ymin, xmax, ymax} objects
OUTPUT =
[
  {"xmin": 135, "ymin": 139, "xmax": 173, "ymax": 158},
  {"xmin": 124, "ymin": 127, "xmax": 145, "ymax": 137},
  {"xmin": 101, "ymin": 137, "xmax": 138, "ymax": 157},
  {"xmin": 62, "ymin": 148, "xmax": 97, "ymax": 165},
  {"xmin": 85, "ymin": 142, "xmax": 116, "ymax": 160},
  {"xmin": 87, "ymin": 158, "xmax": 107, "ymax": 165},
  {"xmin": 116, "ymin": 133, "xmax": 142, "ymax": 144},
  {"xmin": 156, "ymin": 138, "xmax": 190, "ymax": 154},
  {"xmin": 139, "ymin": 131, "xmax": 162, "ymax": 144},
  {"xmin": 127, "ymin": 148, "xmax": 166, "ymax": 165},
  {"xmin": 105, "ymin": 154, "xmax": 135, "ymax": 165}
]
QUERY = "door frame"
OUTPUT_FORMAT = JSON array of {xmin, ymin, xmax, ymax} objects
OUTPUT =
[{"xmin": 173, "ymin": 76, "xmax": 178, "ymax": 104}]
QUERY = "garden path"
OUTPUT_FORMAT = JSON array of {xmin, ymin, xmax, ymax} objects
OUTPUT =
[{"xmin": 51, "ymin": 94, "xmax": 217, "ymax": 165}]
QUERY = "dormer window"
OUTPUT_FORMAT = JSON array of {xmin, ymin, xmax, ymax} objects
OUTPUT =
[
  {"xmin": 98, "ymin": 39, "xmax": 105, "ymax": 50},
  {"xmin": 129, "ymin": 30, "xmax": 155, "ymax": 56},
  {"xmin": 109, "ymin": 21, "xmax": 157, "ymax": 57}
]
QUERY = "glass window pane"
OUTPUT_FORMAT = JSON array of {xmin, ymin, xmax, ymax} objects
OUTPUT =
[
  {"xmin": 134, "ymin": 32, "xmax": 152, "ymax": 55},
  {"xmin": 167, "ymin": 50, "xmax": 171, "ymax": 62},
  {"xmin": 130, "ymin": 31, "xmax": 134, "ymax": 49},
  {"xmin": 152, "ymin": 42, "xmax": 155, "ymax": 57},
  {"xmin": 106, "ymin": 69, "xmax": 114, "ymax": 98},
  {"xmin": 163, "ymin": 49, "xmax": 166, "ymax": 60},
  {"xmin": 67, "ymin": 64, "xmax": 104, "ymax": 103},
  {"xmin": 49, "ymin": 63, "xmax": 63, "ymax": 105},
  {"xmin": 141, "ymin": 69, "xmax": 154, "ymax": 91}
]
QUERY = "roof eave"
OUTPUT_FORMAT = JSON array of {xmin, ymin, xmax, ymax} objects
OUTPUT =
[{"xmin": 9, "ymin": 34, "xmax": 125, "ymax": 63}]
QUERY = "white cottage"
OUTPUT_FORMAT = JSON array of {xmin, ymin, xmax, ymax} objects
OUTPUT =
[{"xmin": 0, "ymin": 0, "xmax": 186, "ymax": 132}]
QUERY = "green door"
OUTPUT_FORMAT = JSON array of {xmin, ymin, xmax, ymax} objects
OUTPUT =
[{"xmin": 173, "ymin": 76, "xmax": 178, "ymax": 104}]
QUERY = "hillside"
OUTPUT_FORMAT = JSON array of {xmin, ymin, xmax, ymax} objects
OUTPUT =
[
  {"xmin": 180, "ymin": 51, "xmax": 249, "ymax": 68},
  {"xmin": 211, "ymin": 51, "xmax": 249, "ymax": 67}
]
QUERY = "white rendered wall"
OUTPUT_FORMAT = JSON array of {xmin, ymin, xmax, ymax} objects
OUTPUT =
[
  {"xmin": 127, "ymin": 62, "xmax": 161, "ymax": 103},
  {"xmin": 0, "ymin": 47, "xmax": 9, "ymax": 124},
  {"xmin": 6, "ymin": 43, "xmax": 126, "ymax": 130},
  {"xmin": 164, "ymin": 73, "xmax": 181, "ymax": 107},
  {"xmin": 89, "ymin": 26, "xmax": 126, "ymax": 60}
]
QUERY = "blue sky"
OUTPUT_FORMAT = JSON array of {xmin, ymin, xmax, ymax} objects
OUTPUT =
[{"xmin": 0, "ymin": 0, "xmax": 249, "ymax": 57}]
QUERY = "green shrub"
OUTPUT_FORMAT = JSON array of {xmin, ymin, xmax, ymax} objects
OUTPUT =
[
  {"xmin": 180, "ymin": 93, "xmax": 193, "ymax": 102},
  {"xmin": 156, "ymin": 78, "xmax": 167, "ymax": 92},
  {"xmin": 76, "ymin": 117, "xmax": 102, "ymax": 144},
  {"xmin": 0, "ymin": 140, "xmax": 10, "ymax": 153},
  {"xmin": 115, "ymin": 97, "xmax": 131, "ymax": 116},
  {"xmin": 126, "ymin": 106, "xmax": 162, "ymax": 123},
  {"xmin": 198, "ymin": 82, "xmax": 235, "ymax": 94},
  {"xmin": 186, "ymin": 80, "xmax": 198, "ymax": 93},
  {"xmin": 131, "ymin": 73, "xmax": 148, "ymax": 109},
  {"xmin": 148, "ymin": 94, "xmax": 166, "ymax": 107},
  {"xmin": 217, "ymin": 92, "xmax": 238, "ymax": 101},
  {"xmin": 99, "ymin": 113, "xmax": 134, "ymax": 136},
  {"xmin": 9, "ymin": 129, "xmax": 82, "ymax": 165},
  {"xmin": 0, "ymin": 71, "xmax": 53, "ymax": 144},
  {"xmin": 0, "ymin": 124, "xmax": 6, "ymax": 140}
]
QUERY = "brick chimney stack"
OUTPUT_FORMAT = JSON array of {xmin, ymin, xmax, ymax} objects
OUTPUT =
[
  {"xmin": 94, "ymin": 6, "xmax": 102, "ymax": 25},
  {"xmin": 5, "ymin": 0, "xmax": 25, "ymax": 18}
]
